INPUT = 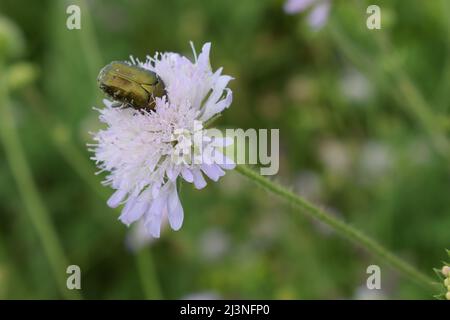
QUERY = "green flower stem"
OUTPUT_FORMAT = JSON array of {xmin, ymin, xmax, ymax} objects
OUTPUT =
[
  {"xmin": 235, "ymin": 164, "xmax": 436, "ymax": 291},
  {"xmin": 0, "ymin": 62, "xmax": 81, "ymax": 299},
  {"xmin": 135, "ymin": 248, "xmax": 163, "ymax": 299}
]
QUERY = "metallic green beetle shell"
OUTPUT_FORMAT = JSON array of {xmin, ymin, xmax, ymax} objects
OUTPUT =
[{"xmin": 97, "ymin": 61, "xmax": 165, "ymax": 110}]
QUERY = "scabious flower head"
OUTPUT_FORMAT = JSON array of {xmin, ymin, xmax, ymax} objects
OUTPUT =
[
  {"xmin": 283, "ymin": 0, "xmax": 331, "ymax": 30},
  {"xmin": 90, "ymin": 43, "xmax": 235, "ymax": 237}
]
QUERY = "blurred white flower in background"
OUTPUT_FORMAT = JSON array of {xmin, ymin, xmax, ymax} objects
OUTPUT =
[
  {"xmin": 294, "ymin": 170, "xmax": 323, "ymax": 201},
  {"xmin": 199, "ymin": 228, "xmax": 230, "ymax": 261},
  {"xmin": 358, "ymin": 141, "xmax": 393, "ymax": 184},
  {"xmin": 284, "ymin": 0, "xmax": 332, "ymax": 30},
  {"xmin": 340, "ymin": 68, "xmax": 372, "ymax": 104},
  {"xmin": 91, "ymin": 43, "xmax": 235, "ymax": 237},
  {"xmin": 251, "ymin": 212, "xmax": 282, "ymax": 241},
  {"xmin": 318, "ymin": 139, "xmax": 351, "ymax": 177}
]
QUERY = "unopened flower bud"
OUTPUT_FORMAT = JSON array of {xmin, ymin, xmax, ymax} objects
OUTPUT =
[{"xmin": 442, "ymin": 265, "xmax": 450, "ymax": 277}]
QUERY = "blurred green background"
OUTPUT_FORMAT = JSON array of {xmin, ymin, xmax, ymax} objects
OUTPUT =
[{"xmin": 0, "ymin": 0, "xmax": 449, "ymax": 299}]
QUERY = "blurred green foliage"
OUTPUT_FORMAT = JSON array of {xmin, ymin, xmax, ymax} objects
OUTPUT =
[{"xmin": 0, "ymin": 0, "xmax": 449, "ymax": 299}]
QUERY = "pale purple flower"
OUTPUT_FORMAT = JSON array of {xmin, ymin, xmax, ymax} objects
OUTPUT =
[
  {"xmin": 90, "ymin": 43, "xmax": 235, "ymax": 237},
  {"xmin": 284, "ymin": 0, "xmax": 331, "ymax": 30},
  {"xmin": 358, "ymin": 141, "xmax": 392, "ymax": 183}
]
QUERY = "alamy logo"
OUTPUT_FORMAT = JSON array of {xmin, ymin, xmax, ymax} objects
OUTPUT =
[
  {"xmin": 171, "ymin": 121, "xmax": 279, "ymax": 175},
  {"xmin": 66, "ymin": 5, "xmax": 81, "ymax": 30},
  {"xmin": 366, "ymin": 5, "xmax": 381, "ymax": 30},
  {"xmin": 366, "ymin": 265, "xmax": 381, "ymax": 290},
  {"xmin": 66, "ymin": 265, "xmax": 81, "ymax": 290}
]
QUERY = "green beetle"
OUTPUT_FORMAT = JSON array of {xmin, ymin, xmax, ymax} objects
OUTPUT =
[{"xmin": 97, "ymin": 61, "xmax": 165, "ymax": 110}]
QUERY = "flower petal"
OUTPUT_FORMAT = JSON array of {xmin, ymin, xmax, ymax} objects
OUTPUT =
[
  {"xmin": 152, "ymin": 182, "xmax": 162, "ymax": 198},
  {"xmin": 118, "ymin": 195, "xmax": 137, "ymax": 225},
  {"xmin": 200, "ymin": 83, "xmax": 233, "ymax": 121},
  {"xmin": 308, "ymin": 1, "xmax": 330, "ymax": 30},
  {"xmin": 167, "ymin": 184, "xmax": 184, "ymax": 231},
  {"xmin": 107, "ymin": 189, "xmax": 127, "ymax": 208},
  {"xmin": 213, "ymin": 151, "xmax": 236, "ymax": 170},
  {"xmin": 197, "ymin": 42, "xmax": 211, "ymax": 68},
  {"xmin": 201, "ymin": 164, "xmax": 225, "ymax": 181},
  {"xmin": 166, "ymin": 165, "xmax": 181, "ymax": 181},
  {"xmin": 119, "ymin": 190, "xmax": 152, "ymax": 226},
  {"xmin": 146, "ymin": 211, "xmax": 163, "ymax": 238},
  {"xmin": 145, "ymin": 191, "xmax": 168, "ymax": 238},
  {"xmin": 192, "ymin": 169, "xmax": 207, "ymax": 189},
  {"xmin": 284, "ymin": 0, "xmax": 315, "ymax": 14},
  {"xmin": 181, "ymin": 168, "xmax": 194, "ymax": 183}
]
